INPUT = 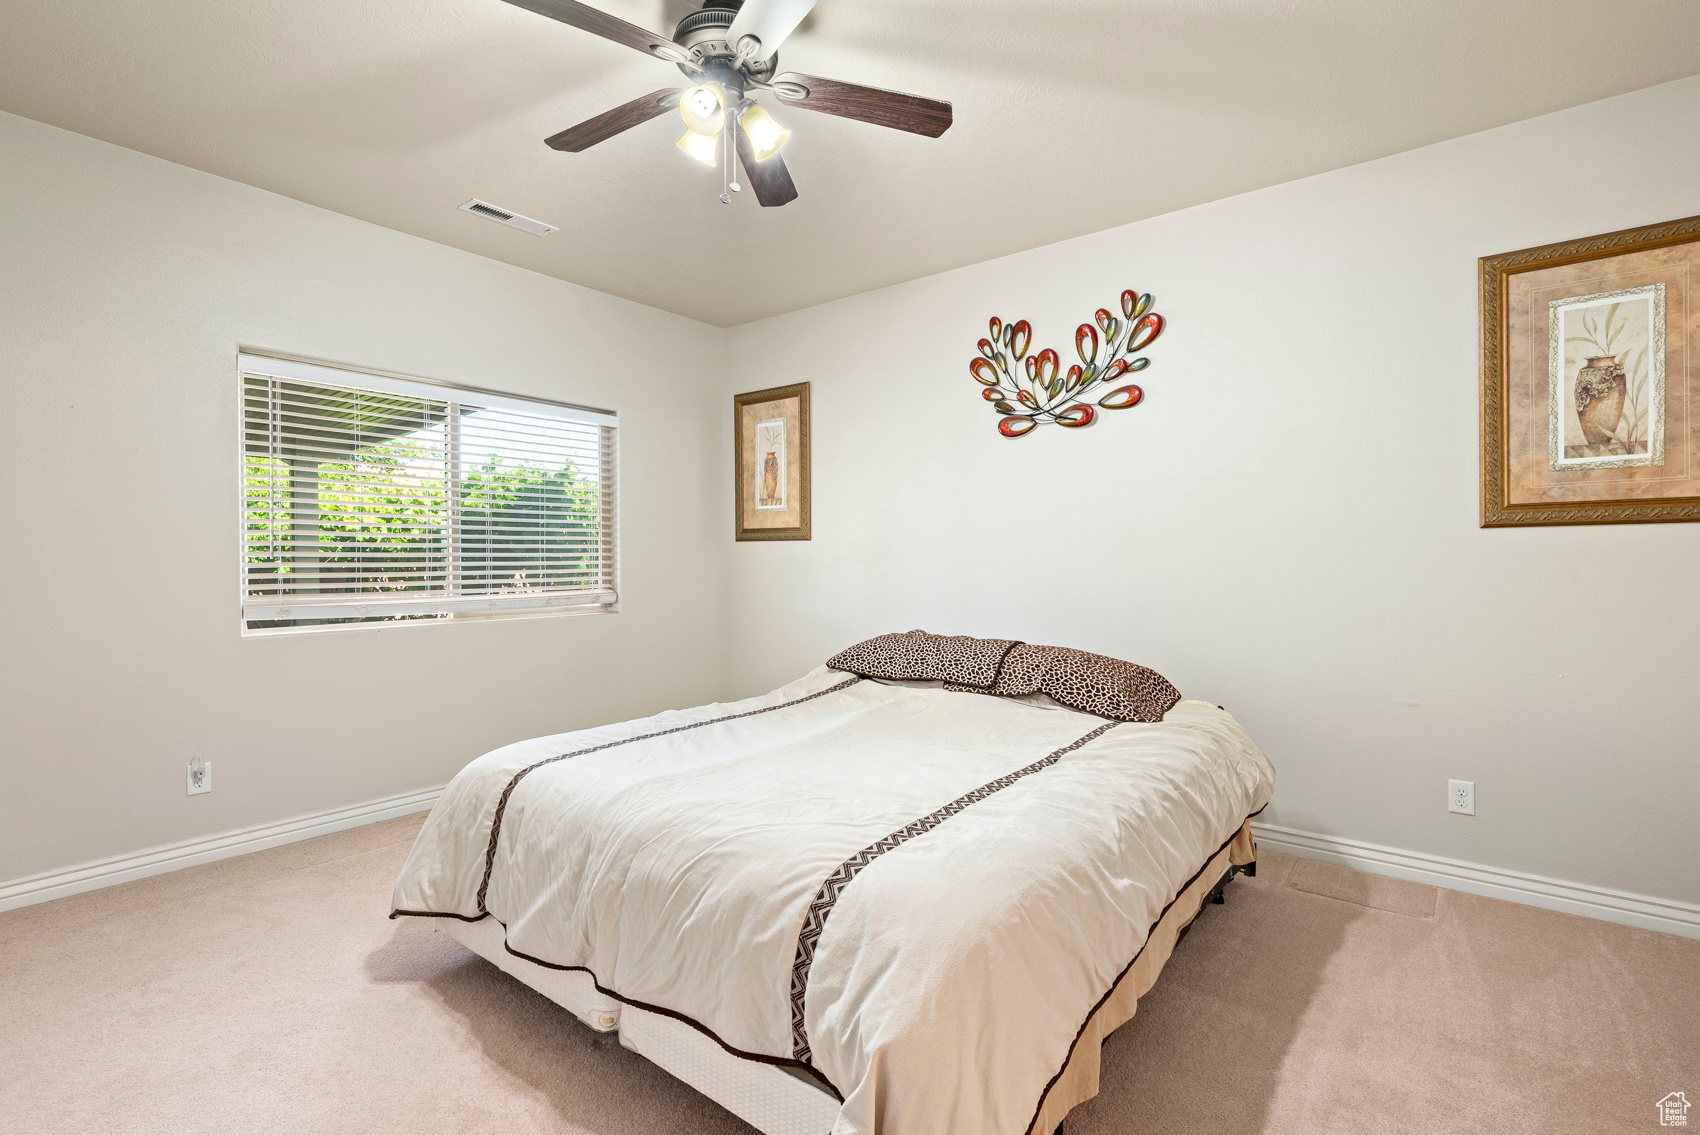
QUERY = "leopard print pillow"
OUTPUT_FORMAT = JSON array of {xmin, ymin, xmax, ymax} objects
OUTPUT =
[
  {"xmin": 944, "ymin": 644, "xmax": 1179, "ymax": 722},
  {"xmin": 828, "ymin": 632, "xmax": 1179, "ymax": 721},
  {"xmin": 825, "ymin": 630, "xmax": 1019, "ymax": 690}
]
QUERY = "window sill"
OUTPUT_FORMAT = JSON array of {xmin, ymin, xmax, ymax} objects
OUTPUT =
[{"xmin": 240, "ymin": 603, "xmax": 619, "ymax": 638}]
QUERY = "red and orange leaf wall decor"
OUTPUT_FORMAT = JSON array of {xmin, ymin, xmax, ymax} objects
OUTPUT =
[{"xmin": 969, "ymin": 290, "xmax": 1164, "ymax": 437}]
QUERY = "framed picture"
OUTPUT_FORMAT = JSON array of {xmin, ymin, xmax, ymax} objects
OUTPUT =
[
  {"xmin": 1481, "ymin": 214, "xmax": 1700, "ymax": 526},
  {"xmin": 734, "ymin": 382, "xmax": 810, "ymax": 541}
]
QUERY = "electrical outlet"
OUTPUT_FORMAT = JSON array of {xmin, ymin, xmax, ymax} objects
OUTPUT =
[
  {"xmin": 1448, "ymin": 779, "xmax": 1474, "ymax": 816},
  {"xmin": 187, "ymin": 759, "xmax": 212, "ymax": 796}
]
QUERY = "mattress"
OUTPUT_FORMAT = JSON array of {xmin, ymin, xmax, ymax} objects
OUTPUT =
[{"xmin": 394, "ymin": 666, "xmax": 1275, "ymax": 1135}]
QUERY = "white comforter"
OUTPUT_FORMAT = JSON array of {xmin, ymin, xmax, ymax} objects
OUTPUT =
[{"xmin": 392, "ymin": 666, "xmax": 1274, "ymax": 1135}]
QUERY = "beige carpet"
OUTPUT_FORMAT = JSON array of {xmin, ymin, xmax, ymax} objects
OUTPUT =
[{"xmin": 1, "ymin": 816, "xmax": 1694, "ymax": 1134}]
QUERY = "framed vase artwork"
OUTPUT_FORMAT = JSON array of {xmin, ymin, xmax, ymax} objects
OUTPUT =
[
  {"xmin": 734, "ymin": 382, "xmax": 810, "ymax": 541},
  {"xmin": 1481, "ymin": 214, "xmax": 1700, "ymax": 526}
]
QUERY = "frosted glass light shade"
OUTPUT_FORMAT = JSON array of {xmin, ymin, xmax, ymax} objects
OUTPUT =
[
  {"xmin": 739, "ymin": 104, "xmax": 790, "ymax": 161},
  {"xmin": 679, "ymin": 83, "xmax": 727, "ymax": 136},
  {"xmin": 677, "ymin": 129, "xmax": 720, "ymax": 166}
]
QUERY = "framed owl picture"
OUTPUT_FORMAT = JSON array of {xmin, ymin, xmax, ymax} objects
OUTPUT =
[
  {"xmin": 734, "ymin": 382, "xmax": 810, "ymax": 541},
  {"xmin": 1481, "ymin": 214, "xmax": 1700, "ymax": 526}
]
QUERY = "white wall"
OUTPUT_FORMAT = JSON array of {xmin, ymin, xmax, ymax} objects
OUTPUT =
[
  {"xmin": 723, "ymin": 77, "xmax": 1700, "ymax": 908},
  {"xmin": 0, "ymin": 111, "xmax": 729, "ymax": 882}
]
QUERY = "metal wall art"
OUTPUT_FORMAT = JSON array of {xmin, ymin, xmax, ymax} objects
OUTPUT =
[{"xmin": 969, "ymin": 290, "xmax": 1165, "ymax": 437}]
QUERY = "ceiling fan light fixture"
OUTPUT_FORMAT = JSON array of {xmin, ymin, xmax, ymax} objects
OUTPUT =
[
  {"xmin": 679, "ymin": 82, "xmax": 727, "ymax": 136},
  {"xmin": 676, "ymin": 128, "xmax": 720, "ymax": 166},
  {"xmin": 508, "ymin": 0, "xmax": 953, "ymax": 209},
  {"xmin": 740, "ymin": 104, "xmax": 791, "ymax": 161}
]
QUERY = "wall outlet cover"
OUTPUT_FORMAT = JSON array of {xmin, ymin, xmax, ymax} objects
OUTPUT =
[
  {"xmin": 1448, "ymin": 779, "xmax": 1474, "ymax": 816},
  {"xmin": 187, "ymin": 760, "xmax": 212, "ymax": 796}
]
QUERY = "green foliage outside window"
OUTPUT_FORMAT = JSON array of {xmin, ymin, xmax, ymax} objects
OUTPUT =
[{"xmin": 243, "ymin": 434, "xmax": 600, "ymax": 602}]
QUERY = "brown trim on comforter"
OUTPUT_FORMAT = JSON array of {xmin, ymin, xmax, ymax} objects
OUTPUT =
[
  {"xmin": 388, "ymin": 908, "xmax": 486, "ymax": 923},
  {"xmin": 500, "ymin": 935, "xmax": 848, "ymax": 1101},
  {"xmin": 388, "ymin": 908, "xmax": 848, "ymax": 1100},
  {"xmin": 471, "ymin": 675, "xmax": 863, "ymax": 914},
  {"xmin": 788, "ymin": 718, "xmax": 1122, "ymax": 1062}
]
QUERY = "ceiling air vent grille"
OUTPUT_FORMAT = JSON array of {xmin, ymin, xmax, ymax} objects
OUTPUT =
[{"xmin": 458, "ymin": 199, "xmax": 558, "ymax": 236}]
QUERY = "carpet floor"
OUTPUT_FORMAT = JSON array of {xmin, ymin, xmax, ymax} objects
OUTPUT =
[{"xmin": 1, "ymin": 815, "xmax": 1694, "ymax": 1134}]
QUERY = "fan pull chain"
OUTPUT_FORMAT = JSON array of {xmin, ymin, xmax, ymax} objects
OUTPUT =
[{"xmin": 721, "ymin": 108, "xmax": 740, "ymax": 204}]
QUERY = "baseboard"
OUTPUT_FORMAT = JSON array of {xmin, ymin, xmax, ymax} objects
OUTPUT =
[
  {"xmin": 7, "ymin": 796, "xmax": 1692, "ymax": 938},
  {"xmin": 1251, "ymin": 821, "xmax": 1700, "ymax": 940},
  {"xmin": 0, "ymin": 785, "xmax": 445, "ymax": 914}
]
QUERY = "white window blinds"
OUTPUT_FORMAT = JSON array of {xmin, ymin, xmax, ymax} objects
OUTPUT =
[{"xmin": 240, "ymin": 354, "xmax": 616, "ymax": 631}]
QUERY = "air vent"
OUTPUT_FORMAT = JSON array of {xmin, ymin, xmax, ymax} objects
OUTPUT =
[{"xmin": 458, "ymin": 199, "xmax": 558, "ymax": 236}]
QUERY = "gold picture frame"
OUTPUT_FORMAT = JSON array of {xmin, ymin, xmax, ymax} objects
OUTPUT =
[
  {"xmin": 734, "ymin": 382, "xmax": 810, "ymax": 541},
  {"xmin": 1481, "ymin": 214, "xmax": 1700, "ymax": 527}
]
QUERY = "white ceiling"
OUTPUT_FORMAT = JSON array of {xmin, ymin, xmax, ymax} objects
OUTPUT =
[{"xmin": 2, "ymin": 0, "xmax": 1698, "ymax": 326}]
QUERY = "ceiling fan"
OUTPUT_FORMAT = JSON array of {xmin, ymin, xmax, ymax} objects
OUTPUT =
[{"xmin": 502, "ymin": 0, "xmax": 953, "ymax": 207}]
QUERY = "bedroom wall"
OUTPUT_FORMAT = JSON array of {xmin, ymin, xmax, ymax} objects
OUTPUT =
[
  {"xmin": 0, "ymin": 111, "xmax": 728, "ymax": 884},
  {"xmin": 721, "ymin": 76, "xmax": 1700, "ymax": 909}
]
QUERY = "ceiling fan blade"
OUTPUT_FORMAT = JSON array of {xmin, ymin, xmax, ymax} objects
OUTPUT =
[
  {"xmin": 725, "ymin": 0, "xmax": 819, "ymax": 61},
  {"xmin": 734, "ymin": 124, "xmax": 799, "ymax": 207},
  {"xmin": 769, "ymin": 72, "xmax": 952, "ymax": 138},
  {"xmin": 546, "ymin": 89, "xmax": 683, "ymax": 151},
  {"xmin": 499, "ymin": 0, "xmax": 690, "ymax": 62}
]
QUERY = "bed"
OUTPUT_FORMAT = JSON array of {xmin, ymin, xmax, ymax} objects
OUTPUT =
[{"xmin": 391, "ymin": 633, "xmax": 1275, "ymax": 1135}]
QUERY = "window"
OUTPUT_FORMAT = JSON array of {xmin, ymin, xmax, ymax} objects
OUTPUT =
[{"xmin": 240, "ymin": 354, "xmax": 616, "ymax": 632}]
